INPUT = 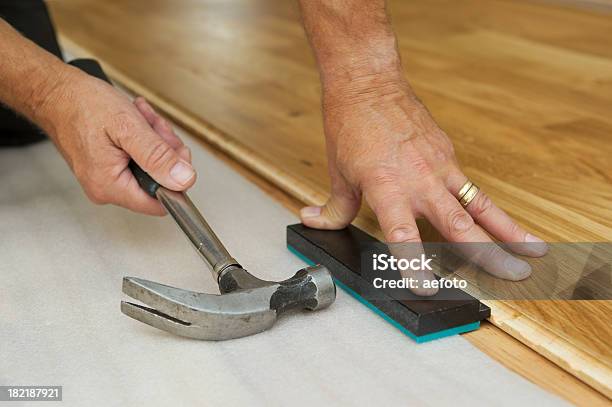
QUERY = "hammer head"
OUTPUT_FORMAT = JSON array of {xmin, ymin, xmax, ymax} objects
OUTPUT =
[{"xmin": 121, "ymin": 265, "xmax": 336, "ymax": 340}]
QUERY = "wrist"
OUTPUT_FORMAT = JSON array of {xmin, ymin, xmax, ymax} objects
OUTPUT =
[
  {"xmin": 317, "ymin": 31, "xmax": 402, "ymax": 84},
  {"xmin": 316, "ymin": 34, "xmax": 414, "ymax": 109},
  {"xmin": 321, "ymin": 61, "xmax": 413, "ymax": 113},
  {"xmin": 30, "ymin": 63, "xmax": 82, "ymax": 135}
]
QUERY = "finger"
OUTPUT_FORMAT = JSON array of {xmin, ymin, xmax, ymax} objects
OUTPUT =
[
  {"xmin": 134, "ymin": 98, "xmax": 192, "ymax": 164},
  {"xmin": 365, "ymin": 185, "xmax": 421, "ymax": 244},
  {"xmin": 134, "ymin": 97, "xmax": 185, "ymax": 151},
  {"xmin": 363, "ymin": 181, "xmax": 438, "ymax": 296},
  {"xmin": 178, "ymin": 145, "xmax": 191, "ymax": 162},
  {"xmin": 448, "ymin": 173, "xmax": 547, "ymax": 257},
  {"xmin": 423, "ymin": 186, "xmax": 531, "ymax": 281},
  {"xmin": 111, "ymin": 168, "xmax": 166, "ymax": 216},
  {"xmin": 300, "ymin": 178, "xmax": 360, "ymax": 230},
  {"xmin": 112, "ymin": 112, "xmax": 196, "ymax": 191}
]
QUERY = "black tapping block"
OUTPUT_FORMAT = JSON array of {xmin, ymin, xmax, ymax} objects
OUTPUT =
[{"xmin": 287, "ymin": 223, "xmax": 490, "ymax": 343}]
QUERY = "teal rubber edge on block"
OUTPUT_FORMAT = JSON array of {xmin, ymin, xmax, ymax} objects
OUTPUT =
[{"xmin": 287, "ymin": 244, "xmax": 480, "ymax": 343}]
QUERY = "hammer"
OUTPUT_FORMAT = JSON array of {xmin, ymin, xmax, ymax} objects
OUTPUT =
[
  {"xmin": 65, "ymin": 59, "xmax": 336, "ymax": 340},
  {"xmin": 121, "ymin": 163, "xmax": 336, "ymax": 340}
]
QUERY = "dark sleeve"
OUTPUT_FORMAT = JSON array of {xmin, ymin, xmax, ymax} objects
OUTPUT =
[{"xmin": 0, "ymin": 0, "xmax": 63, "ymax": 146}]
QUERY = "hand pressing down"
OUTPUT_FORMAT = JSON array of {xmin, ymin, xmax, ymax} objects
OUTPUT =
[
  {"xmin": 300, "ymin": 79, "xmax": 548, "ymax": 291},
  {"xmin": 38, "ymin": 70, "xmax": 196, "ymax": 215}
]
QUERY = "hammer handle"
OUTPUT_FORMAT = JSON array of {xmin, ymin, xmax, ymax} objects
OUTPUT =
[
  {"xmin": 154, "ymin": 187, "xmax": 240, "ymax": 279},
  {"xmin": 129, "ymin": 154, "xmax": 240, "ymax": 280},
  {"xmin": 129, "ymin": 160, "xmax": 161, "ymax": 198}
]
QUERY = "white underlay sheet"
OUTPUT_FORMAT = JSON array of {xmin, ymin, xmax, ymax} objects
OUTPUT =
[{"xmin": 0, "ymin": 135, "xmax": 566, "ymax": 406}]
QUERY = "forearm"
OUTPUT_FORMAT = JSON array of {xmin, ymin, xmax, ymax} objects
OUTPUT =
[
  {"xmin": 0, "ymin": 19, "xmax": 72, "ymax": 130},
  {"xmin": 298, "ymin": 0, "xmax": 407, "ymax": 98}
]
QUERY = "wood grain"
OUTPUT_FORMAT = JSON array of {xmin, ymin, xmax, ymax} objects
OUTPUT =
[{"xmin": 47, "ymin": 0, "xmax": 612, "ymax": 399}]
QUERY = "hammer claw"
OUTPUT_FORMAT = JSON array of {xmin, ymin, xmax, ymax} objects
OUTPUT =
[
  {"xmin": 120, "ymin": 301, "xmax": 235, "ymax": 340},
  {"xmin": 122, "ymin": 277, "xmax": 207, "ymax": 324},
  {"xmin": 121, "ymin": 276, "xmax": 280, "ymax": 340}
]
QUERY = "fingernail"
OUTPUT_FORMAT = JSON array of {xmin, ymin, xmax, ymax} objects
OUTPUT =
[
  {"xmin": 170, "ymin": 160, "xmax": 195, "ymax": 185},
  {"xmin": 503, "ymin": 256, "xmax": 532, "ymax": 280},
  {"xmin": 525, "ymin": 233, "xmax": 548, "ymax": 256},
  {"xmin": 300, "ymin": 206, "xmax": 322, "ymax": 218},
  {"xmin": 525, "ymin": 233, "xmax": 544, "ymax": 243}
]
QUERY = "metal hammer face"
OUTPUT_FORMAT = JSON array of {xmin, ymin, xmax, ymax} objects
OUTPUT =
[{"xmin": 121, "ymin": 164, "xmax": 336, "ymax": 340}]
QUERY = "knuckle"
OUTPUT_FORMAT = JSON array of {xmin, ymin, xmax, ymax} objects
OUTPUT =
[
  {"xmin": 111, "ymin": 111, "xmax": 137, "ymax": 135},
  {"xmin": 433, "ymin": 148, "xmax": 449, "ymax": 163},
  {"xmin": 144, "ymin": 141, "xmax": 175, "ymax": 171},
  {"xmin": 507, "ymin": 220, "xmax": 523, "ymax": 238},
  {"xmin": 480, "ymin": 243, "xmax": 504, "ymax": 263},
  {"xmin": 323, "ymin": 201, "xmax": 344, "ymax": 221},
  {"xmin": 85, "ymin": 185, "xmax": 107, "ymax": 205},
  {"xmin": 410, "ymin": 155, "xmax": 432, "ymax": 176},
  {"xmin": 367, "ymin": 168, "xmax": 399, "ymax": 188},
  {"xmin": 447, "ymin": 209, "xmax": 474, "ymax": 236},
  {"xmin": 80, "ymin": 171, "xmax": 110, "ymax": 205},
  {"xmin": 388, "ymin": 224, "xmax": 420, "ymax": 242}
]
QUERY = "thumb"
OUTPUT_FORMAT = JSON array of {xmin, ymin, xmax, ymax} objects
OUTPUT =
[
  {"xmin": 300, "ymin": 180, "xmax": 360, "ymax": 229},
  {"xmin": 122, "ymin": 122, "xmax": 196, "ymax": 191}
]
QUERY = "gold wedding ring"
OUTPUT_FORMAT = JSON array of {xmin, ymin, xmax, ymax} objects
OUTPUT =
[{"xmin": 457, "ymin": 180, "xmax": 479, "ymax": 207}]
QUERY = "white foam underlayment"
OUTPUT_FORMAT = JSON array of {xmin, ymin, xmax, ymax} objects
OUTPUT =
[{"xmin": 0, "ymin": 130, "xmax": 568, "ymax": 406}]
